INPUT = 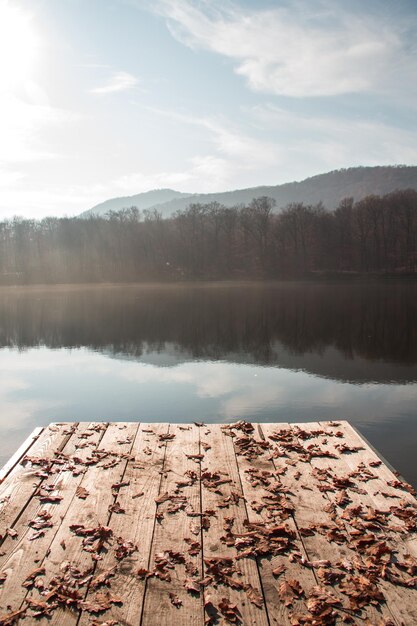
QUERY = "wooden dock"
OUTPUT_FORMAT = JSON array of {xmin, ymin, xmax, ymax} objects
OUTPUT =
[{"xmin": 0, "ymin": 421, "xmax": 416, "ymax": 625}]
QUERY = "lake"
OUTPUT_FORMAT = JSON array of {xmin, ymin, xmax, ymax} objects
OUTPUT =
[{"xmin": 0, "ymin": 281, "xmax": 416, "ymax": 486}]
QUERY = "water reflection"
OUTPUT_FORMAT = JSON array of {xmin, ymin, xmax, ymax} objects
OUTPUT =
[
  {"xmin": 0, "ymin": 282, "xmax": 416, "ymax": 486},
  {"xmin": 0, "ymin": 282, "xmax": 416, "ymax": 383}
]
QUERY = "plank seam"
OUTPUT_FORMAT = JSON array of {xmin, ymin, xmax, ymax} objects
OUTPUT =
[
  {"xmin": 198, "ymin": 425, "xmax": 207, "ymax": 626},
  {"xmin": 230, "ymin": 427, "xmax": 272, "ymax": 626},
  {"xmin": 138, "ymin": 423, "xmax": 171, "ymax": 626}
]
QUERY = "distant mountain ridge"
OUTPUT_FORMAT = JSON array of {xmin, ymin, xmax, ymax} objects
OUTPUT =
[
  {"xmin": 81, "ymin": 188, "xmax": 193, "ymax": 218},
  {"xmin": 81, "ymin": 165, "xmax": 417, "ymax": 218}
]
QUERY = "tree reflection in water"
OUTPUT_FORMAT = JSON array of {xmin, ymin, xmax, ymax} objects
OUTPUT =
[{"xmin": 0, "ymin": 282, "xmax": 416, "ymax": 383}]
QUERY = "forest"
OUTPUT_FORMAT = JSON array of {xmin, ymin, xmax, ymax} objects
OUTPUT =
[{"xmin": 0, "ymin": 188, "xmax": 416, "ymax": 283}]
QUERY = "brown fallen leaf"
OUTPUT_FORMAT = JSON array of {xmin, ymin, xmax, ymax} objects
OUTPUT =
[
  {"xmin": 278, "ymin": 580, "xmax": 296, "ymax": 607},
  {"xmin": 37, "ymin": 490, "xmax": 63, "ymax": 504},
  {"xmin": 76, "ymin": 486, "xmax": 89, "ymax": 499},
  {"xmin": 28, "ymin": 529, "xmax": 45, "ymax": 541},
  {"xmin": 186, "ymin": 453, "xmax": 204, "ymax": 461},
  {"xmin": 159, "ymin": 433, "xmax": 176, "ymax": 441},
  {"xmin": 115, "ymin": 537, "xmax": 137, "ymax": 560},
  {"xmin": 108, "ymin": 502, "xmax": 125, "ymax": 514},
  {"xmin": 90, "ymin": 567, "xmax": 117, "ymax": 589},
  {"xmin": 169, "ymin": 592, "xmax": 183, "ymax": 608},
  {"xmin": 272, "ymin": 564, "xmax": 286, "ymax": 577},
  {"xmin": 184, "ymin": 578, "xmax": 200, "ymax": 594},
  {"xmin": 0, "ymin": 608, "xmax": 27, "ymax": 625},
  {"xmin": 218, "ymin": 597, "xmax": 241, "ymax": 623},
  {"xmin": 79, "ymin": 590, "xmax": 122, "ymax": 614},
  {"xmin": 26, "ymin": 598, "xmax": 57, "ymax": 618},
  {"xmin": 22, "ymin": 567, "xmax": 46, "ymax": 589},
  {"xmin": 184, "ymin": 538, "xmax": 201, "ymax": 556},
  {"xmin": 69, "ymin": 524, "xmax": 113, "ymax": 555},
  {"xmin": 29, "ymin": 510, "xmax": 53, "ymax": 531},
  {"xmin": 155, "ymin": 492, "xmax": 171, "ymax": 505},
  {"xmin": 244, "ymin": 583, "xmax": 263, "ymax": 607}
]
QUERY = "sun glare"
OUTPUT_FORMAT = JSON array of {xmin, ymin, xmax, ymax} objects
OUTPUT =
[{"xmin": 0, "ymin": 1, "xmax": 38, "ymax": 91}]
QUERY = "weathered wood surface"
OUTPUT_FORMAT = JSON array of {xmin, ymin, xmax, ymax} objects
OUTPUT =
[{"xmin": 0, "ymin": 421, "xmax": 416, "ymax": 626}]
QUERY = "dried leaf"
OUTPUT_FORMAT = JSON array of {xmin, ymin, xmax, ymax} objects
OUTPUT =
[
  {"xmin": 22, "ymin": 567, "xmax": 46, "ymax": 589},
  {"xmin": 272, "ymin": 565, "xmax": 286, "ymax": 577},
  {"xmin": 169, "ymin": 592, "xmax": 183, "ymax": 607},
  {"xmin": 184, "ymin": 578, "xmax": 201, "ymax": 594},
  {"xmin": 76, "ymin": 486, "xmax": 89, "ymax": 499},
  {"xmin": 108, "ymin": 502, "xmax": 125, "ymax": 514},
  {"xmin": 90, "ymin": 567, "xmax": 117, "ymax": 589},
  {"xmin": 218, "ymin": 597, "xmax": 241, "ymax": 623},
  {"xmin": 0, "ymin": 608, "xmax": 27, "ymax": 625},
  {"xmin": 244, "ymin": 583, "xmax": 263, "ymax": 607}
]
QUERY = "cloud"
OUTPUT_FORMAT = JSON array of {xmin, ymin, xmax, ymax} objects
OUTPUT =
[
  {"xmin": 250, "ymin": 104, "xmax": 417, "ymax": 173},
  {"xmin": 133, "ymin": 105, "xmax": 281, "ymax": 190},
  {"xmin": 108, "ymin": 155, "xmax": 232, "ymax": 195},
  {"xmin": 151, "ymin": 0, "xmax": 417, "ymax": 98},
  {"xmin": 90, "ymin": 71, "xmax": 139, "ymax": 94}
]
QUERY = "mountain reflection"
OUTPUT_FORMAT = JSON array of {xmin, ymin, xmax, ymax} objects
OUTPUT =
[{"xmin": 0, "ymin": 282, "xmax": 416, "ymax": 384}]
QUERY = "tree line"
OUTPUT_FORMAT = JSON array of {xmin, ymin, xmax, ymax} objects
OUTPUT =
[{"xmin": 0, "ymin": 189, "xmax": 416, "ymax": 284}]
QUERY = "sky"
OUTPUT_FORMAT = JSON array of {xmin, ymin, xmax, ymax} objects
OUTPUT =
[{"xmin": 0, "ymin": 0, "xmax": 416, "ymax": 219}]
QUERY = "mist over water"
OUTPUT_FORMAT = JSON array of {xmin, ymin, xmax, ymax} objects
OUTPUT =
[{"xmin": 0, "ymin": 281, "xmax": 416, "ymax": 486}]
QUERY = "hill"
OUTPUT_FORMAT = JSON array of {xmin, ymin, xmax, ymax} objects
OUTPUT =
[
  {"xmin": 81, "ymin": 165, "xmax": 417, "ymax": 218},
  {"xmin": 81, "ymin": 188, "xmax": 193, "ymax": 218}
]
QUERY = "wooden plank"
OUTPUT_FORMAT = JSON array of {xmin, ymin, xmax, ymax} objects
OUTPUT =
[
  {"xmin": 0, "ymin": 423, "xmax": 78, "ymax": 541},
  {"xmin": 23, "ymin": 422, "xmax": 139, "ymax": 626},
  {"xmin": 342, "ymin": 423, "xmax": 417, "ymax": 561},
  {"xmin": 317, "ymin": 420, "xmax": 417, "ymax": 625},
  {"xmin": 0, "ymin": 422, "xmax": 108, "ymax": 616},
  {"xmin": 344, "ymin": 422, "xmax": 417, "ymax": 558},
  {"xmin": 289, "ymin": 422, "xmax": 400, "ymax": 625},
  {"xmin": 141, "ymin": 423, "xmax": 204, "ymax": 626},
  {"xmin": 200, "ymin": 423, "xmax": 270, "ymax": 626},
  {"xmin": 231, "ymin": 422, "xmax": 318, "ymax": 625},
  {"xmin": 0, "ymin": 427, "xmax": 44, "ymax": 484},
  {"xmin": 339, "ymin": 421, "xmax": 417, "ymax": 505},
  {"xmin": 0, "ymin": 421, "xmax": 415, "ymax": 626},
  {"xmin": 77, "ymin": 422, "xmax": 170, "ymax": 626},
  {"xmin": 262, "ymin": 422, "xmax": 396, "ymax": 625}
]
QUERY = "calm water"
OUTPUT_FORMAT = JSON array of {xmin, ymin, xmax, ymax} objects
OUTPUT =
[{"xmin": 0, "ymin": 281, "xmax": 416, "ymax": 486}]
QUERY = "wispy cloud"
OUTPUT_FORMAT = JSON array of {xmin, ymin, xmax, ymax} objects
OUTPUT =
[
  {"xmin": 151, "ymin": 0, "xmax": 417, "ymax": 98},
  {"xmin": 250, "ymin": 104, "xmax": 417, "ymax": 173},
  {"xmin": 90, "ymin": 71, "xmax": 139, "ymax": 94},
  {"xmin": 144, "ymin": 105, "xmax": 280, "ymax": 170}
]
